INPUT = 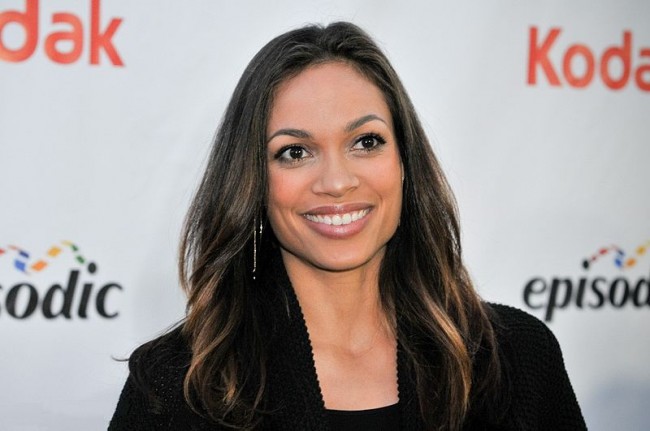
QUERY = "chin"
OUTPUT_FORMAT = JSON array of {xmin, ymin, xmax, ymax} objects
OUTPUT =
[{"xmin": 295, "ymin": 245, "xmax": 387, "ymax": 274}]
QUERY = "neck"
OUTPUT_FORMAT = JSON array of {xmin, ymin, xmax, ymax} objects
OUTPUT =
[{"xmin": 281, "ymin": 249, "xmax": 393, "ymax": 353}]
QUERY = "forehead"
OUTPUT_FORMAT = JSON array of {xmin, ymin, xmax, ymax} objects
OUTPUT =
[{"xmin": 268, "ymin": 61, "xmax": 392, "ymax": 133}]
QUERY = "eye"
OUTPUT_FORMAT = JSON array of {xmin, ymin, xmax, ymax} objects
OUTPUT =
[
  {"xmin": 275, "ymin": 145, "xmax": 311, "ymax": 162},
  {"xmin": 352, "ymin": 133, "xmax": 386, "ymax": 152}
]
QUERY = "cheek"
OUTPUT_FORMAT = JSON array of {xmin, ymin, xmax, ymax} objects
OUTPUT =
[
  {"xmin": 266, "ymin": 169, "xmax": 304, "ymax": 233},
  {"xmin": 267, "ymin": 166, "xmax": 314, "ymax": 208},
  {"xmin": 378, "ymin": 159, "xmax": 404, "ymax": 221},
  {"xmin": 366, "ymin": 156, "xmax": 403, "ymax": 199}
]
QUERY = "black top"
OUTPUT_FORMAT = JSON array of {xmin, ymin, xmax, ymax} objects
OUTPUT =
[
  {"xmin": 109, "ymin": 257, "xmax": 587, "ymax": 430},
  {"xmin": 326, "ymin": 403, "xmax": 400, "ymax": 430}
]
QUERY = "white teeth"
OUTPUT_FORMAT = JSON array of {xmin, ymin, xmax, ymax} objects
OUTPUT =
[{"xmin": 304, "ymin": 209, "xmax": 370, "ymax": 226}]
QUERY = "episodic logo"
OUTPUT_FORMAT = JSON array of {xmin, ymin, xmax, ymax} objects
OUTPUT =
[
  {"xmin": 523, "ymin": 240, "xmax": 650, "ymax": 321},
  {"xmin": 0, "ymin": 240, "xmax": 123, "ymax": 319}
]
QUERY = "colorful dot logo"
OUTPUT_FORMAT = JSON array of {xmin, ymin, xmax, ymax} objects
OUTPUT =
[
  {"xmin": 582, "ymin": 240, "xmax": 650, "ymax": 270},
  {"xmin": 0, "ymin": 241, "xmax": 95, "ymax": 275}
]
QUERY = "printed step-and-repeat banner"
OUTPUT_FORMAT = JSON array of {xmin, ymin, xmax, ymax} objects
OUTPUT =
[{"xmin": 1, "ymin": 1, "xmax": 648, "ymax": 429}]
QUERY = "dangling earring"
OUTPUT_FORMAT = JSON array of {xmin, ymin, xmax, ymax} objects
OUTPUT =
[{"xmin": 253, "ymin": 217, "xmax": 263, "ymax": 280}]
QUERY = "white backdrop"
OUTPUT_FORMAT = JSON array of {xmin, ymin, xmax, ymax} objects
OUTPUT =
[{"xmin": 1, "ymin": 1, "xmax": 648, "ymax": 429}]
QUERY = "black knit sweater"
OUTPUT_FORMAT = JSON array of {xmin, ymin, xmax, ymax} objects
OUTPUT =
[{"xmin": 109, "ymin": 263, "xmax": 586, "ymax": 430}]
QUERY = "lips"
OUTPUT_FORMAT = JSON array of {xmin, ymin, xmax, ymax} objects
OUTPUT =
[
  {"xmin": 301, "ymin": 204, "xmax": 373, "ymax": 239},
  {"xmin": 303, "ymin": 209, "xmax": 370, "ymax": 226}
]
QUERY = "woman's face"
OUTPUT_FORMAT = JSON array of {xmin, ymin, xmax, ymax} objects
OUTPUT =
[{"xmin": 266, "ymin": 61, "xmax": 403, "ymax": 274}]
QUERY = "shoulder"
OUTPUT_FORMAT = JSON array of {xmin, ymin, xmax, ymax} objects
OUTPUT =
[
  {"xmin": 485, "ymin": 302, "xmax": 568, "ymax": 386},
  {"xmin": 128, "ymin": 324, "xmax": 191, "ymax": 380},
  {"xmin": 485, "ymin": 302, "xmax": 561, "ymax": 356},
  {"xmin": 486, "ymin": 302, "xmax": 548, "ymax": 332},
  {"xmin": 110, "ymin": 324, "xmax": 205, "ymax": 430},
  {"xmin": 127, "ymin": 324, "xmax": 192, "ymax": 412},
  {"xmin": 482, "ymin": 303, "xmax": 587, "ymax": 430}
]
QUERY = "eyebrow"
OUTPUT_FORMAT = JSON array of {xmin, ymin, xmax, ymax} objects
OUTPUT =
[
  {"xmin": 266, "ymin": 114, "xmax": 388, "ymax": 143},
  {"xmin": 267, "ymin": 128, "xmax": 312, "ymax": 143},
  {"xmin": 344, "ymin": 114, "xmax": 387, "ymax": 132}
]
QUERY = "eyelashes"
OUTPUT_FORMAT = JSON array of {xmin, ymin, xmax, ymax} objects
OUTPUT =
[
  {"xmin": 274, "ymin": 145, "xmax": 309, "ymax": 162},
  {"xmin": 352, "ymin": 133, "xmax": 386, "ymax": 151},
  {"xmin": 272, "ymin": 132, "xmax": 388, "ymax": 164}
]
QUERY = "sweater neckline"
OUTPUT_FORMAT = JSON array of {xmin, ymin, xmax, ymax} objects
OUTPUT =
[{"xmin": 264, "ymin": 250, "xmax": 423, "ymax": 429}]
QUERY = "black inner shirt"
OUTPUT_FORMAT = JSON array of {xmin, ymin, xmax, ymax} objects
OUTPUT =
[{"xmin": 326, "ymin": 403, "xmax": 400, "ymax": 430}]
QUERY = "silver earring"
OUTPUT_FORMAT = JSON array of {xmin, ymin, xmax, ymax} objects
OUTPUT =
[{"xmin": 253, "ymin": 218, "xmax": 263, "ymax": 280}]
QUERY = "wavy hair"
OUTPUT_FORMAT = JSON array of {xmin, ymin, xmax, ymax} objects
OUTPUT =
[{"xmin": 178, "ymin": 22, "xmax": 502, "ymax": 430}]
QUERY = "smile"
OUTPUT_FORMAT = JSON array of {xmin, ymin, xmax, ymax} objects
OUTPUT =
[{"xmin": 303, "ymin": 209, "xmax": 370, "ymax": 226}]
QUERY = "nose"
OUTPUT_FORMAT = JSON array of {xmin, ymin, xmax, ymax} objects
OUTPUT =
[{"xmin": 312, "ymin": 154, "xmax": 360, "ymax": 197}]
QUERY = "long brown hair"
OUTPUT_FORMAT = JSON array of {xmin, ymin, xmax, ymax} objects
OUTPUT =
[{"xmin": 178, "ymin": 22, "xmax": 501, "ymax": 430}]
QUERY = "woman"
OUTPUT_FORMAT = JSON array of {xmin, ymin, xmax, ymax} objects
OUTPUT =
[{"xmin": 110, "ymin": 22, "xmax": 586, "ymax": 430}]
